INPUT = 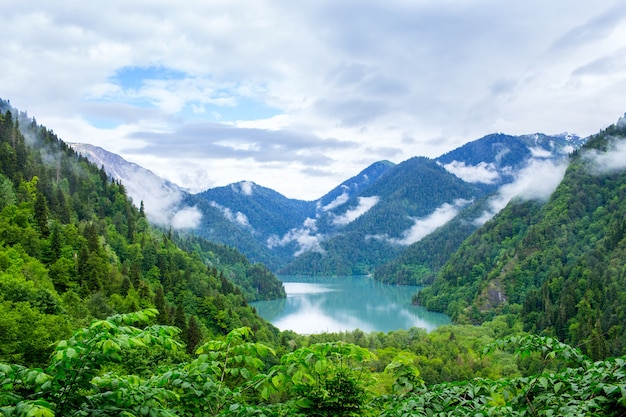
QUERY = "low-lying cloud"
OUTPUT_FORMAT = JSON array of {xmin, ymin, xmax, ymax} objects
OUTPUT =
[
  {"xmin": 332, "ymin": 196, "xmax": 379, "ymax": 226},
  {"xmin": 583, "ymin": 137, "xmax": 626, "ymax": 174},
  {"xmin": 171, "ymin": 206, "xmax": 202, "ymax": 229},
  {"xmin": 232, "ymin": 181, "xmax": 254, "ymax": 196},
  {"xmin": 267, "ymin": 217, "xmax": 325, "ymax": 256},
  {"xmin": 442, "ymin": 161, "xmax": 501, "ymax": 184},
  {"xmin": 369, "ymin": 199, "xmax": 471, "ymax": 246},
  {"xmin": 392, "ymin": 199, "xmax": 471, "ymax": 245},
  {"xmin": 318, "ymin": 188, "xmax": 350, "ymax": 212},
  {"xmin": 474, "ymin": 158, "xmax": 569, "ymax": 225},
  {"xmin": 71, "ymin": 143, "xmax": 201, "ymax": 230},
  {"xmin": 210, "ymin": 201, "xmax": 251, "ymax": 228}
]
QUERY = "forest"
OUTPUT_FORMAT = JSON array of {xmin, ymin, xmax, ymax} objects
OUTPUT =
[{"xmin": 1, "ymin": 100, "xmax": 626, "ymax": 415}]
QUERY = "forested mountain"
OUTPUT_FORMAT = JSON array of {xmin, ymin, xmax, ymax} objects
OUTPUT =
[
  {"xmin": 72, "ymin": 122, "xmax": 586, "ymax": 277},
  {"xmin": 69, "ymin": 143, "xmax": 186, "ymax": 227},
  {"xmin": 417, "ymin": 115, "xmax": 626, "ymax": 360},
  {"xmin": 279, "ymin": 157, "xmax": 483, "ymax": 275},
  {"xmin": 0, "ymin": 99, "xmax": 283, "ymax": 368},
  {"xmin": 373, "ymin": 195, "xmax": 494, "ymax": 285},
  {"xmin": 436, "ymin": 132, "xmax": 583, "ymax": 191}
]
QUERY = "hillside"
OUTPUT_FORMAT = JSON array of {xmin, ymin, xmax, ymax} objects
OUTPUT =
[
  {"xmin": 417, "ymin": 115, "xmax": 626, "ymax": 360},
  {"xmin": 279, "ymin": 157, "xmax": 483, "ymax": 275},
  {"xmin": 72, "ymin": 132, "xmax": 585, "ymax": 277},
  {"xmin": 0, "ymin": 100, "xmax": 283, "ymax": 367}
]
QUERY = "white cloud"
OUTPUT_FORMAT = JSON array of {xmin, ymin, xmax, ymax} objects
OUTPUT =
[
  {"xmin": 267, "ymin": 217, "xmax": 325, "ymax": 256},
  {"xmin": 171, "ymin": 206, "xmax": 202, "ymax": 229},
  {"xmin": 2, "ymin": 1, "xmax": 626, "ymax": 199},
  {"xmin": 239, "ymin": 181, "xmax": 254, "ymax": 196},
  {"xmin": 332, "ymin": 196, "xmax": 380, "ymax": 226},
  {"xmin": 442, "ymin": 161, "xmax": 500, "ymax": 184},
  {"xmin": 393, "ymin": 199, "xmax": 471, "ymax": 245},
  {"xmin": 583, "ymin": 138, "xmax": 626, "ymax": 174},
  {"xmin": 210, "ymin": 202, "xmax": 251, "ymax": 228},
  {"xmin": 369, "ymin": 199, "xmax": 471, "ymax": 246},
  {"xmin": 318, "ymin": 188, "xmax": 350, "ymax": 211},
  {"xmin": 529, "ymin": 147, "xmax": 553, "ymax": 158},
  {"xmin": 474, "ymin": 159, "xmax": 569, "ymax": 225}
]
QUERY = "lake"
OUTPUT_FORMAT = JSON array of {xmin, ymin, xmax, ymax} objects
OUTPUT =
[{"xmin": 250, "ymin": 275, "xmax": 451, "ymax": 334}]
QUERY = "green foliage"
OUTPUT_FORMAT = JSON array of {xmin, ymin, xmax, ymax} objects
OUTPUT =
[
  {"xmin": 2, "ymin": 318, "xmax": 626, "ymax": 416},
  {"xmin": 0, "ymin": 309, "xmax": 181, "ymax": 417},
  {"xmin": 418, "ymin": 122, "xmax": 626, "ymax": 360},
  {"xmin": 0, "ymin": 100, "xmax": 281, "ymax": 369},
  {"xmin": 378, "ymin": 334, "xmax": 626, "ymax": 416},
  {"xmin": 266, "ymin": 341, "xmax": 374, "ymax": 416}
]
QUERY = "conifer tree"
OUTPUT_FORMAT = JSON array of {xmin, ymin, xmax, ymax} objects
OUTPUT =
[{"xmin": 187, "ymin": 314, "xmax": 201, "ymax": 354}]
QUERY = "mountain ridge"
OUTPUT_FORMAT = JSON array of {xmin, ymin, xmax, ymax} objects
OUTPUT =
[{"xmin": 71, "ymin": 130, "xmax": 588, "ymax": 275}]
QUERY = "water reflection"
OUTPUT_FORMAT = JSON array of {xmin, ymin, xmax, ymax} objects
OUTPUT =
[{"xmin": 251, "ymin": 276, "xmax": 450, "ymax": 334}]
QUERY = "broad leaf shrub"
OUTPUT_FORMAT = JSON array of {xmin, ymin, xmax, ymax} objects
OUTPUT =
[{"xmin": 2, "ymin": 315, "xmax": 626, "ymax": 416}]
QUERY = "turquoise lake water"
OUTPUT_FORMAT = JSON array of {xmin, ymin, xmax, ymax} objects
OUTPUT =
[{"xmin": 250, "ymin": 275, "xmax": 451, "ymax": 334}]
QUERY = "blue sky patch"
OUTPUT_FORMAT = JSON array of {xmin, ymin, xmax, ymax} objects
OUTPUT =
[
  {"xmin": 202, "ymin": 97, "xmax": 280, "ymax": 122},
  {"xmin": 112, "ymin": 65, "xmax": 187, "ymax": 90}
]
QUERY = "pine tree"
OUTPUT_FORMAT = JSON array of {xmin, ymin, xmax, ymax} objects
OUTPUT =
[
  {"xmin": 154, "ymin": 286, "xmax": 169, "ymax": 325},
  {"xmin": 34, "ymin": 191, "xmax": 50, "ymax": 237},
  {"xmin": 186, "ymin": 315, "xmax": 201, "ymax": 354},
  {"xmin": 174, "ymin": 303, "xmax": 188, "ymax": 337}
]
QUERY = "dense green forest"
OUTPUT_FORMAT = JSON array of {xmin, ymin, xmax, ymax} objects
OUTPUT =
[
  {"xmin": 373, "ymin": 196, "xmax": 493, "ymax": 285},
  {"xmin": 1, "ymin": 100, "xmax": 626, "ymax": 415},
  {"xmin": 279, "ymin": 157, "xmax": 483, "ymax": 276},
  {"xmin": 0, "ymin": 104, "xmax": 284, "ymax": 368},
  {"xmin": 417, "ymin": 121, "xmax": 626, "ymax": 361}
]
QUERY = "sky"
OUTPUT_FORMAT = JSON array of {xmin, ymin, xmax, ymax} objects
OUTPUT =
[{"xmin": 2, "ymin": 1, "xmax": 626, "ymax": 200}]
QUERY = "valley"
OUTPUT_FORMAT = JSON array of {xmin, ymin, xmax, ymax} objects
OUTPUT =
[{"xmin": 1, "ymin": 97, "xmax": 626, "ymax": 415}]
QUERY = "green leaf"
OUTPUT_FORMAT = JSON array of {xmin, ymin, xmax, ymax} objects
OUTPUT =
[
  {"xmin": 65, "ymin": 347, "xmax": 78, "ymax": 359},
  {"xmin": 554, "ymin": 382, "xmax": 563, "ymax": 394}
]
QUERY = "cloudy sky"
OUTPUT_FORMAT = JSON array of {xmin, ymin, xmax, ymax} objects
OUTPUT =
[{"xmin": 2, "ymin": 1, "xmax": 626, "ymax": 200}]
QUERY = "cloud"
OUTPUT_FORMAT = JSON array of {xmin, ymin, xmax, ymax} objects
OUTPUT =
[
  {"xmin": 332, "ymin": 196, "xmax": 380, "ymax": 226},
  {"xmin": 69, "ymin": 142, "xmax": 195, "ymax": 227},
  {"xmin": 529, "ymin": 147, "xmax": 553, "ymax": 158},
  {"xmin": 393, "ymin": 199, "xmax": 471, "ymax": 245},
  {"xmin": 210, "ymin": 202, "xmax": 251, "ymax": 228},
  {"xmin": 369, "ymin": 199, "xmax": 471, "ymax": 246},
  {"xmin": 2, "ymin": 1, "xmax": 626, "ymax": 199},
  {"xmin": 474, "ymin": 159, "xmax": 569, "ymax": 225},
  {"xmin": 317, "ymin": 188, "xmax": 350, "ymax": 211},
  {"xmin": 442, "ymin": 161, "xmax": 500, "ymax": 184},
  {"xmin": 583, "ymin": 137, "xmax": 626, "ymax": 174},
  {"xmin": 171, "ymin": 206, "xmax": 202, "ymax": 229},
  {"xmin": 237, "ymin": 181, "xmax": 254, "ymax": 196},
  {"xmin": 267, "ymin": 217, "xmax": 325, "ymax": 256}
]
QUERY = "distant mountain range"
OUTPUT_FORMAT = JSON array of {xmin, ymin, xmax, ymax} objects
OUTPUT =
[{"xmin": 71, "ymin": 131, "xmax": 586, "ymax": 275}]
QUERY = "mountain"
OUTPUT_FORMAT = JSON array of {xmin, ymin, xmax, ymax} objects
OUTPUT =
[
  {"xmin": 0, "ymin": 99, "xmax": 285, "ymax": 369},
  {"xmin": 72, "ymin": 129, "xmax": 587, "ymax": 276},
  {"xmin": 279, "ymin": 157, "xmax": 483, "ymax": 275},
  {"xmin": 416, "ymin": 115, "xmax": 626, "ymax": 360},
  {"xmin": 436, "ymin": 132, "xmax": 583, "ymax": 191},
  {"xmin": 69, "ymin": 143, "xmax": 191, "ymax": 227},
  {"xmin": 372, "ymin": 132, "xmax": 586, "ymax": 284}
]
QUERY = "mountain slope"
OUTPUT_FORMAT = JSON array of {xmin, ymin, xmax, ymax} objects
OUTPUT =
[
  {"xmin": 71, "ymin": 130, "xmax": 587, "ymax": 276},
  {"xmin": 417, "ymin": 115, "xmax": 626, "ymax": 360},
  {"xmin": 436, "ymin": 132, "xmax": 583, "ymax": 191},
  {"xmin": 0, "ymin": 100, "xmax": 283, "ymax": 367},
  {"xmin": 372, "ymin": 132, "xmax": 585, "ymax": 285},
  {"xmin": 279, "ymin": 157, "xmax": 483, "ymax": 275}
]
